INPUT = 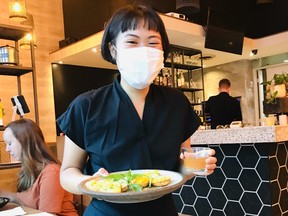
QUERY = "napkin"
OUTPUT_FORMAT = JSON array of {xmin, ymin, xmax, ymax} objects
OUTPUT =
[{"xmin": 0, "ymin": 206, "xmax": 26, "ymax": 216}]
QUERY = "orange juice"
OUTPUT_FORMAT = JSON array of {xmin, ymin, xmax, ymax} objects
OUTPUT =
[
  {"xmin": 181, "ymin": 147, "xmax": 210, "ymax": 175},
  {"xmin": 183, "ymin": 156, "xmax": 207, "ymax": 170}
]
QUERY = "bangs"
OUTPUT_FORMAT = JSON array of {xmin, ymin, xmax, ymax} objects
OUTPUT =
[
  {"xmin": 101, "ymin": 4, "xmax": 170, "ymax": 63},
  {"xmin": 120, "ymin": 15, "xmax": 160, "ymax": 33}
]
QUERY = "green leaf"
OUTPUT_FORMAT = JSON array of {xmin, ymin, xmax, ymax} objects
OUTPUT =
[
  {"xmin": 130, "ymin": 183, "xmax": 143, "ymax": 192},
  {"xmin": 105, "ymin": 173, "xmax": 126, "ymax": 181}
]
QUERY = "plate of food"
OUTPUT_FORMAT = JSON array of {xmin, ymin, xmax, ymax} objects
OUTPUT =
[{"xmin": 78, "ymin": 169, "xmax": 186, "ymax": 203}]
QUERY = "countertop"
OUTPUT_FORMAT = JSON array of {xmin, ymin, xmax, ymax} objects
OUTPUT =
[{"xmin": 191, "ymin": 125, "xmax": 288, "ymax": 144}]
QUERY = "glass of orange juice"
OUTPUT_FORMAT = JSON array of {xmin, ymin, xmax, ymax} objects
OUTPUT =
[{"xmin": 181, "ymin": 147, "xmax": 211, "ymax": 175}]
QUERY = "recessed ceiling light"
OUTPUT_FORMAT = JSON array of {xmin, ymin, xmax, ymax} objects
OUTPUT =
[{"xmin": 92, "ymin": 47, "xmax": 97, "ymax": 53}]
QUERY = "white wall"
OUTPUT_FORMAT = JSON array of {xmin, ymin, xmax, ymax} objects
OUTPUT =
[{"xmin": 203, "ymin": 60, "xmax": 255, "ymax": 125}]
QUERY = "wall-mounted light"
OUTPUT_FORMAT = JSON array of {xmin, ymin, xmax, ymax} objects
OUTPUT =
[
  {"xmin": 19, "ymin": 33, "xmax": 37, "ymax": 49},
  {"xmin": 19, "ymin": 13, "xmax": 37, "ymax": 49},
  {"xmin": 9, "ymin": 0, "xmax": 28, "ymax": 22}
]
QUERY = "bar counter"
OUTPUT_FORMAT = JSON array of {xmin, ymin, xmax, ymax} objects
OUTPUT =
[{"xmin": 173, "ymin": 126, "xmax": 288, "ymax": 216}]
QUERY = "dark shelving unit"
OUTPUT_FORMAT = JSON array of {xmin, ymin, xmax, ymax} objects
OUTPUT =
[
  {"xmin": 165, "ymin": 44, "xmax": 206, "ymax": 124},
  {"xmin": 0, "ymin": 22, "xmax": 39, "ymax": 126}
]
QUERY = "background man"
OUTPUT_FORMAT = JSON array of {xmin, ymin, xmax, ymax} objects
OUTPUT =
[{"xmin": 205, "ymin": 78, "xmax": 242, "ymax": 129}]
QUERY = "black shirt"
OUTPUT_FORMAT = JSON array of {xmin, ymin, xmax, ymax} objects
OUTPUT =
[
  {"xmin": 57, "ymin": 77, "xmax": 201, "ymax": 216},
  {"xmin": 205, "ymin": 92, "xmax": 242, "ymax": 129}
]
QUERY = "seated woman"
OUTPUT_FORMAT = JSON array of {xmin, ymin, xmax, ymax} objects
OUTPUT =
[{"xmin": 0, "ymin": 118, "xmax": 78, "ymax": 215}]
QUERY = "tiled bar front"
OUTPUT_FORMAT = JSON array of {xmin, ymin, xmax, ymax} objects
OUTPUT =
[{"xmin": 173, "ymin": 126, "xmax": 288, "ymax": 216}]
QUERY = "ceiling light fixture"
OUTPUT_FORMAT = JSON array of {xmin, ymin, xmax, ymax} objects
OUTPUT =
[{"xmin": 9, "ymin": 0, "xmax": 28, "ymax": 22}]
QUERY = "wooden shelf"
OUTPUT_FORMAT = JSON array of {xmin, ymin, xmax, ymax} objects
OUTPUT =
[
  {"xmin": 0, "ymin": 21, "xmax": 32, "ymax": 40},
  {"xmin": 0, "ymin": 65, "xmax": 33, "ymax": 76}
]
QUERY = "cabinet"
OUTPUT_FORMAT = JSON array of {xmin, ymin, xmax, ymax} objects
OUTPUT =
[
  {"xmin": 0, "ymin": 22, "xmax": 39, "ymax": 128},
  {"xmin": 155, "ymin": 44, "xmax": 205, "ymax": 123}
]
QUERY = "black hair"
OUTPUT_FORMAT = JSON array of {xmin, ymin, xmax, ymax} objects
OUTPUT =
[
  {"xmin": 219, "ymin": 79, "xmax": 231, "ymax": 88},
  {"xmin": 101, "ymin": 3, "xmax": 170, "ymax": 64}
]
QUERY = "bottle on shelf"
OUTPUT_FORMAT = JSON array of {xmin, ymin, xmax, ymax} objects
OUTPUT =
[
  {"xmin": 176, "ymin": 70, "xmax": 181, "ymax": 87},
  {"xmin": 166, "ymin": 52, "xmax": 172, "ymax": 62},
  {"xmin": 162, "ymin": 68, "xmax": 172, "ymax": 87},
  {"xmin": 190, "ymin": 78, "xmax": 197, "ymax": 88},
  {"xmin": 185, "ymin": 55, "xmax": 193, "ymax": 65},
  {"xmin": 180, "ymin": 72, "xmax": 185, "ymax": 87},
  {"xmin": 153, "ymin": 70, "xmax": 163, "ymax": 85},
  {"xmin": 199, "ymin": 110, "xmax": 204, "ymax": 124},
  {"xmin": 173, "ymin": 52, "xmax": 183, "ymax": 64}
]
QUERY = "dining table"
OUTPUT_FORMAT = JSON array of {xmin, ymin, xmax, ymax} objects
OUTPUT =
[{"xmin": 0, "ymin": 202, "xmax": 55, "ymax": 215}]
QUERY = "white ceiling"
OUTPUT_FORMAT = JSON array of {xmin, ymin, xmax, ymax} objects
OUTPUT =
[{"xmin": 49, "ymin": 14, "xmax": 288, "ymax": 69}]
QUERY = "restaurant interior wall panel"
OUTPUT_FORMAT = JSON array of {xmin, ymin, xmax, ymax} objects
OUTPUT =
[{"xmin": 52, "ymin": 63, "xmax": 119, "ymax": 135}]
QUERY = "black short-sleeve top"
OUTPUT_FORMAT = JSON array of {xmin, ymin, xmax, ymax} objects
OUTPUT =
[
  {"xmin": 57, "ymin": 77, "xmax": 200, "ymax": 175},
  {"xmin": 57, "ymin": 77, "xmax": 200, "ymax": 215}
]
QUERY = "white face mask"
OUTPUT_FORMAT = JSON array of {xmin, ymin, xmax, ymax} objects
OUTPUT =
[{"xmin": 115, "ymin": 46, "xmax": 164, "ymax": 89}]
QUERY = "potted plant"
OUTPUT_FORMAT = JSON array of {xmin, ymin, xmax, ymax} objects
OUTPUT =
[{"xmin": 262, "ymin": 73, "xmax": 288, "ymax": 104}]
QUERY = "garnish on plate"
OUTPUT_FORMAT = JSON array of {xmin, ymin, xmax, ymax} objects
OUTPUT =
[{"xmin": 85, "ymin": 170, "xmax": 171, "ymax": 193}]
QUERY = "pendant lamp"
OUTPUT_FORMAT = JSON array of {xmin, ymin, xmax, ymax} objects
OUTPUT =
[{"xmin": 9, "ymin": 0, "xmax": 28, "ymax": 22}]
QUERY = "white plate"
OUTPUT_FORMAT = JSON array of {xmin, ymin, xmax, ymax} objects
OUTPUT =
[{"xmin": 78, "ymin": 169, "xmax": 186, "ymax": 203}]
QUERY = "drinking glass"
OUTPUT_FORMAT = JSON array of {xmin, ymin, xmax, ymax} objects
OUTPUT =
[{"xmin": 181, "ymin": 147, "xmax": 211, "ymax": 175}]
